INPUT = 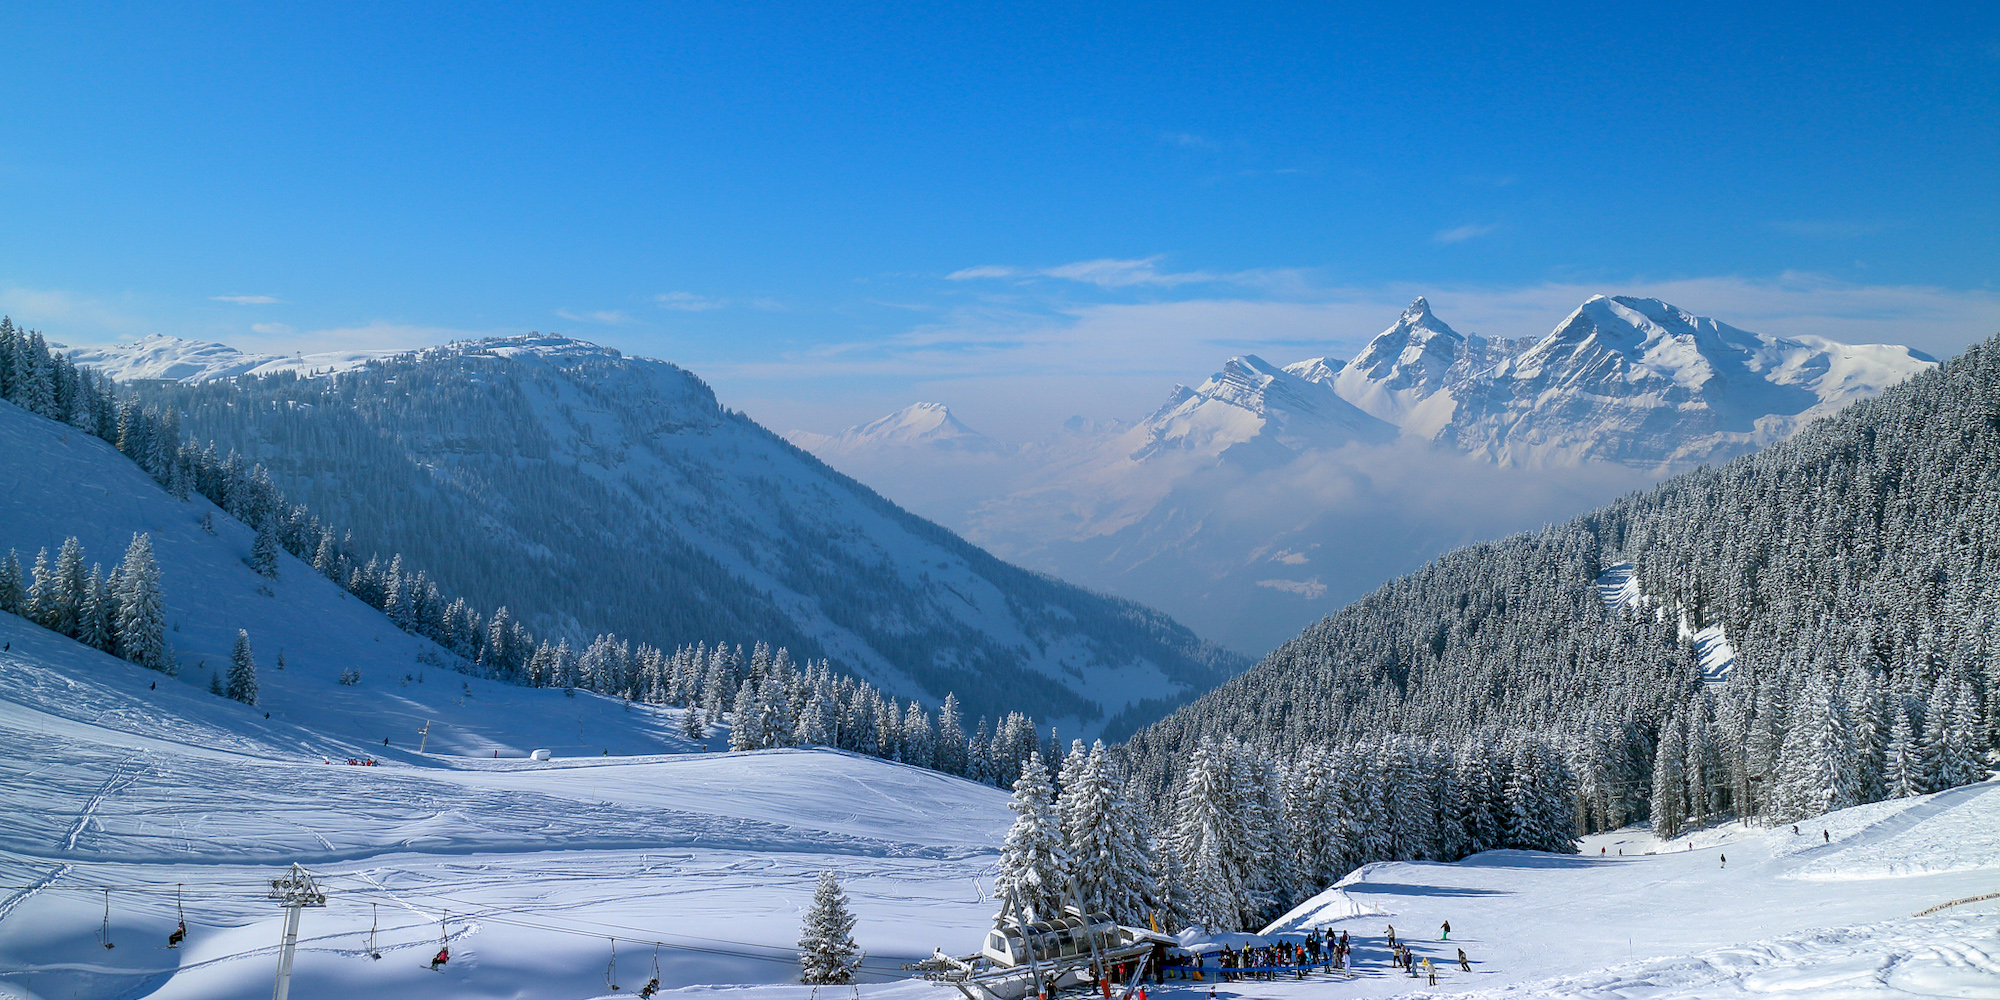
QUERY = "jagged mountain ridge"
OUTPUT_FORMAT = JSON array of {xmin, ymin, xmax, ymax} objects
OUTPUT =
[
  {"xmin": 789, "ymin": 295, "xmax": 1935, "ymax": 656},
  {"xmin": 1316, "ymin": 294, "xmax": 1936, "ymax": 468},
  {"xmin": 97, "ymin": 335, "xmax": 1245, "ymax": 736}
]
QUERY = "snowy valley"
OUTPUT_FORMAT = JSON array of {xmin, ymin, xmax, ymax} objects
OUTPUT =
[{"xmin": 2, "ymin": 321, "xmax": 1995, "ymax": 1000}]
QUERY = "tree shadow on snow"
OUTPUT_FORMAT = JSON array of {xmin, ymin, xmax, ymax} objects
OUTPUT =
[
  {"xmin": 1340, "ymin": 882, "xmax": 1510, "ymax": 897},
  {"xmin": 1453, "ymin": 850, "xmax": 1628, "ymax": 870}
]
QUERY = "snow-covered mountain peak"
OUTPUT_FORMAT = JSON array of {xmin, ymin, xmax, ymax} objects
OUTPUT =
[
  {"xmin": 1125, "ymin": 354, "xmax": 1392, "ymax": 466},
  {"xmin": 1330, "ymin": 297, "xmax": 1486, "ymax": 433},
  {"xmin": 788, "ymin": 401, "xmax": 1000, "ymax": 456},
  {"xmin": 1282, "ymin": 357, "xmax": 1344, "ymax": 383}
]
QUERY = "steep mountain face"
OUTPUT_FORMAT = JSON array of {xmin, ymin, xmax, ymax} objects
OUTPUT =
[
  {"xmin": 789, "ymin": 296, "xmax": 1934, "ymax": 656},
  {"xmin": 1427, "ymin": 296, "xmax": 1937, "ymax": 467},
  {"xmin": 108, "ymin": 336, "xmax": 1242, "ymax": 736},
  {"xmin": 1324, "ymin": 296, "xmax": 1519, "ymax": 438},
  {"xmin": 1128, "ymin": 354, "xmax": 1394, "ymax": 466}
]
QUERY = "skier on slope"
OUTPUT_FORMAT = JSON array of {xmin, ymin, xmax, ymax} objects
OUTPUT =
[
  {"xmin": 1457, "ymin": 948, "xmax": 1470, "ymax": 972},
  {"xmin": 1441, "ymin": 919, "xmax": 1451, "ymax": 941},
  {"xmin": 1719, "ymin": 853, "xmax": 1727, "ymax": 868},
  {"xmin": 1424, "ymin": 957, "xmax": 1436, "ymax": 985}
]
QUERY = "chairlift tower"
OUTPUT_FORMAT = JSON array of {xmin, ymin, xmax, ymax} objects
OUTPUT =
[{"xmin": 268, "ymin": 863, "xmax": 327, "ymax": 1000}]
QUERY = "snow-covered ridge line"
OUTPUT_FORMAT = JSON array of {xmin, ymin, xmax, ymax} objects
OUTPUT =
[{"xmin": 62, "ymin": 332, "xmax": 396, "ymax": 383}]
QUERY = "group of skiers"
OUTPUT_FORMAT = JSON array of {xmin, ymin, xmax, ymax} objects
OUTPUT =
[{"xmin": 1157, "ymin": 921, "xmax": 1474, "ymax": 986}]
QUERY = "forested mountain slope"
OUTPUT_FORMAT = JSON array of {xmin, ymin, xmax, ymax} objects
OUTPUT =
[
  {"xmin": 1127, "ymin": 333, "xmax": 2000, "ymax": 834},
  {"xmin": 120, "ymin": 336, "xmax": 1242, "ymax": 734}
]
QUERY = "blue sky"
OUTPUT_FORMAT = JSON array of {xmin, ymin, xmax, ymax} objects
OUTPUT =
[{"xmin": 3, "ymin": 2, "xmax": 1996, "ymax": 437}]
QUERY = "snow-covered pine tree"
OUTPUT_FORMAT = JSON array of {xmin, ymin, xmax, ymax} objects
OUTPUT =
[
  {"xmin": 78, "ymin": 564, "xmax": 111, "ymax": 652},
  {"xmin": 25, "ymin": 547, "xmax": 54, "ymax": 629},
  {"xmin": 1775, "ymin": 671, "xmax": 1858, "ymax": 821},
  {"xmin": 1882, "ymin": 702, "xmax": 1921, "ymax": 798},
  {"xmin": 1650, "ymin": 712, "xmax": 1687, "ymax": 840},
  {"xmin": 995, "ymin": 750, "xmax": 1068, "ymax": 922},
  {"xmin": 1935, "ymin": 679, "xmax": 1984, "ymax": 790},
  {"xmin": 1172, "ymin": 739, "xmax": 1275, "ymax": 931},
  {"xmin": 797, "ymin": 870, "xmax": 860, "ymax": 985},
  {"xmin": 682, "ymin": 705, "xmax": 708, "ymax": 742},
  {"xmin": 51, "ymin": 536, "xmax": 88, "ymax": 637},
  {"xmin": 1059, "ymin": 741, "xmax": 1157, "ymax": 922},
  {"xmin": 227, "ymin": 630, "xmax": 258, "ymax": 705},
  {"xmin": 935, "ymin": 693, "xmax": 967, "ymax": 776},
  {"xmin": 0, "ymin": 550, "xmax": 24, "ymax": 616},
  {"xmin": 114, "ymin": 534, "xmax": 168, "ymax": 673},
  {"xmin": 730, "ymin": 680, "xmax": 762, "ymax": 751},
  {"xmin": 251, "ymin": 515, "xmax": 280, "ymax": 579}
]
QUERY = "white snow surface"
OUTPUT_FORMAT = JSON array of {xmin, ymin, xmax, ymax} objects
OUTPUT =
[{"xmin": 61, "ymin": 334, "xmax": 391, "ymax": 383}]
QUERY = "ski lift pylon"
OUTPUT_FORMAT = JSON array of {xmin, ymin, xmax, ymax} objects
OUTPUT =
[
  {"xmin": 366, "ymin": 902, "xmax": 382, "ymax": 960},
  {"xmin": 606, "ymin": 937, "xmax": 619, "ymax": 991}
]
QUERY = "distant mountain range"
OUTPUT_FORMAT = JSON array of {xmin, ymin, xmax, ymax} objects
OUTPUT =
[
  {"xmin": 72, "ymin": 334, "xmax": 1246, "ymax": 738},
  {"xmin": 789, "ymin": 295, "xmax": 1936, "ymax": 654}
]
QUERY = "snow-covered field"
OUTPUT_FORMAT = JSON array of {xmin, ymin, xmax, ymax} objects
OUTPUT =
[
  {"xmin": 6, "ymin": 600, "xmax": 1997, "ymax": 1000},
  {"xmin": 0, "ymin": 615, "xmax": 1015, "ymax": 1000}
]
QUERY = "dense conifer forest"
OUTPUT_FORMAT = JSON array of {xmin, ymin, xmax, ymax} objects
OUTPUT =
[{"xmin": 1111, "ymin": 334, "xmax": 2000, "ymax": 928}]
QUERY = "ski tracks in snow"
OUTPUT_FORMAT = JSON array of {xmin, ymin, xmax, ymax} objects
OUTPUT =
[
  {"xmin": 58, "ymin": 750, "xmax": 148, "ymax": 852},
  {"xmin": 0, "ymin": 862, "xmax": 73, "ymax": 924},
  {"xmin": 1445, "ymin": 912, "xmax": 2000, "ymax": 999}
]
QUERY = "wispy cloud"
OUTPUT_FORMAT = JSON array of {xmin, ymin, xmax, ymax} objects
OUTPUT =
[
  {"xmin": 1433, "ymin": 223, "xmax": 1498, "ymax": 244},
  {"xmin": 654, "ymin": 291, "xmax": 729, "ymax": 311},
  {"xmin": 1767, "ymin": 219, "xmax": 1894, "ymax": 239},
  {"xmin": 212, "ymin": 294, "xmax": 283, "ymax": 305},
  {"xmin": 556, "ymin": 308, "xmax": 631, "ymax": 325},
  {"xmin": 945, "ymin": 255, "xmax": 1294, "ymax": 290},
  {"xmin": 251, "ymin": 322, "xmax": 294, "ymax": 335}
]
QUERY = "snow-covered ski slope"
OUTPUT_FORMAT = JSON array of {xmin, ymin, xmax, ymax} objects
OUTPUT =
[
  {"xmin": 1257, "ymin": 783, "xmax": 2000, "ymax": 998},
  {"xmin": 8, "ymin": 616, "xmax": 1996, "ymax": 1000},
  {"xmin": 0, "ymin": 616, "xmax": 1014, "ymax": 1000}
]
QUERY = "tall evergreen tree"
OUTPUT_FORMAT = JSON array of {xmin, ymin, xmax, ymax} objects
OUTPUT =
[
  {"xmin": 797, "ymin": 870, "xmax": 860, "ymax": 985},
  {"xmin": 227, "ymin": 630, "xmax": 258, "ymax": 705},
  {"xmin": 996, "ymin": 751, "xmax": 1069, "ymax": 921},
  {"xmin": 114, "ymin": 534, "xmax": 168, "ymax": 673}
]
